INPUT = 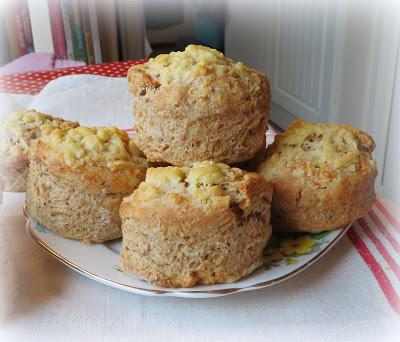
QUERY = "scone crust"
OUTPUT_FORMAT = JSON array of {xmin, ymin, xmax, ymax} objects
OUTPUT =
[
  {"xmin": 31, "ymin": 139, "xmax": 145, "ymax": 195},
  {"xmin": 259, "ymin": 120, "xmax": 377, "ymax": 232},
  {"xmin": 26, "ymin": 127, "xmax": 148, "ymax": 243},
  {"xmin": 120, "ymin": 162, "xmax": 273, "ymax": 288},
  {"xmin": 26, "ymin": 157, "xmax": 124, "ymax": 243},
  {"xmin": 0, "ymin": 109, "xmax": 79, "ymax": 192},
  {"xmin": 128, "ymin": 45, "xmax": 271, "ymax": 166}
]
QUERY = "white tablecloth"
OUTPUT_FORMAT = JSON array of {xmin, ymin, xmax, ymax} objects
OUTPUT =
[{"xmin": 1, "ymin": 76, "xmax": 399, "ymax": 341}]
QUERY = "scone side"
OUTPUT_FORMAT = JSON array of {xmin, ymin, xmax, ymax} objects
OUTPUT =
[
  {"xmin": 130, "ymin": 82, "xmax": 270, "ymax": 166},
  {"xmin": 269, "ymin": 167, "xmax": 377, "ymax": 232},
  {"xmin": 120, "ymin": 201, "xmax": 271, "ymax": 288},
  {"xmin": 26, "ymin": 156, "xmax": 124, "ymax": 243}
]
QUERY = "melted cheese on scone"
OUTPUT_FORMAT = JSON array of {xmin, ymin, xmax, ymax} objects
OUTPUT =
[
  {"xmin": 43, "ymin": 126, "xmax": 146, "ymax": 170},
  {"xmin": 0, "ymin": 109, "xmax": 78, "ymax": 155},
  {"xmin": 134, "ymin": 161, "xmax": 235, "ymax": 205},
  {"xmin": 143, "ymin": 45, "xmax": 258, "ymax": 88},
  {"xmin": 260, "ymin": 120, "xmax": 377, "ymax": 188}
]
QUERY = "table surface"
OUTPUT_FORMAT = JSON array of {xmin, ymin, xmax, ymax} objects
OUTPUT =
[{"xmin": 0, "ymin": 61, "xmax": 399, "ymax": 341}]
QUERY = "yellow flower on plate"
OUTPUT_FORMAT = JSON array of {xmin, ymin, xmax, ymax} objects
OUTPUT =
[{"xmin": 280, "ymin": 236, "xmax": 317, "ymax": 256}]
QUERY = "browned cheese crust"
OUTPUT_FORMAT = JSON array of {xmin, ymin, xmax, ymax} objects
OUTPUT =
[
  {"xmin": 120, "ymin": 161, "xmax": 273, "ymax": 287},
  {"xmin": 0, "ymin": 109, "xmax": 79, "ymax": 191},
  {"xmin": 127, "ymin": 45, "xmax": 271, "ymax": 166},
  {"xmin": 259, "ymin": 120, "xmax": 377, "ymax": 232},
  {"xmin": 26, "ymin": 126, "xmax": 148, "ymax": 243}
]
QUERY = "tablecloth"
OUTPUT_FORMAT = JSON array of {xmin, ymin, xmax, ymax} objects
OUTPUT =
[{"xmin": 0, "ymin": 62, "xmax": 399, "ymax": 342}]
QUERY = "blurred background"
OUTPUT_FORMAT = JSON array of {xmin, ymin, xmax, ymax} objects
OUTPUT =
[
  {"xmin": 0, "ymin": 0, "xmax": 399, "ymax": 205},
  {"xmin": 0, "ymin": 0, "xmax": 225, "ymax": 65}
]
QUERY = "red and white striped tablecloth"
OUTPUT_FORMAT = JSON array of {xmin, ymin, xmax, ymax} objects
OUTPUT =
[{"xmin": 1, "ymin": 60, "xmax": 399, "ymax": 316}]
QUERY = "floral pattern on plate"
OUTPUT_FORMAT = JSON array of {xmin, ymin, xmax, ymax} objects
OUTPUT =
[{"xmin": 264, "ymin": 231, "xmax": 332, "ymax": 267}]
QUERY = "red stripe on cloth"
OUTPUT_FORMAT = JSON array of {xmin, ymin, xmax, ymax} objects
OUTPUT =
[
  {"xmin": 347, "ymin": 227, "xmax": 400, "ymax": 315},
  {"xmin": 368, "ymin": 210, "xmax": 400, "ymax": 254},
  {"xmin": 375, "ymin": 199, "xmax": 400, "ymax": 233},
  {"xmin": 358, "ymin": 218, "xmax": 400, "ymax": 282}
]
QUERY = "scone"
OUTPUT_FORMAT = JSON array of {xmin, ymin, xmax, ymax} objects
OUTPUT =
[
  {"xmin": 26, "ymin": 126, "xmax": 148, "ymax": 243},
  {"xmin": 128, "ymin": 44, "xmax": 271, "ymax": 166},
  {"xmin": 259, "ymin": 120, "xmax": 377, "ymax": 232},
  {"xmin": 120, "ymin": 161, "xmax": 273, "ymax": 288},
  {"xmin": 0, "ymin": 109, "xmax": 79, "ymax": 192}
]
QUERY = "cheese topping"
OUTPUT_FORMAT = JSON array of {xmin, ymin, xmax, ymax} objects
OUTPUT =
[
  {"xmin": 7, "ymin": 109, "xmax": 52, "ymax": 125},
  {"xmin": 143, "ymin": 45, "xmax": 255, "ymax": 86},
  {"xmin": 260, "ymin": 120, "xmax": 376, "ymax": 188},
  {"xmin": 135, "ymin": 161, "xmax": 233, "ymax": 204},
  {"xmin": 0, "ymin": 109, "xmax": 78, "ymax": 155},
  {"xmin": 42, "ymin": 126, "xmax": 146, "ymax": 169}
]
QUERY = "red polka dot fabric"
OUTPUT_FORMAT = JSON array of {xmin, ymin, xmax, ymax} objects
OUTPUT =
[{"xmin": 0, "ymin": 59, "xmax": 147, "ymax": 95}]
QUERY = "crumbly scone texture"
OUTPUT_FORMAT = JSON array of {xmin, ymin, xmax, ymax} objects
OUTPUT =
[
  {"xmin": 128, "ymin": 45, "xmax": 271, "ymax": 166},
  {"xmin": 120, "ymin": 161, "xmax": 273, "ymax": 288},
  {"xmin": 259, "ymin": 120, "xmax": 377, "ymax": 232},
  {"xmin": 26, "ymin": 126, "xmax": 148, "ymax": 243},
  {"xmin": 0, "ymin": 109, "xmax": 79, "ymax": 191}
]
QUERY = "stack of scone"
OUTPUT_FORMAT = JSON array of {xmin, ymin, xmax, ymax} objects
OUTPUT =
[
  {"xmin": 12, "ymin": 45, "xmax": 377, "ymax": 289},
  {"xmin": 121, "ymin": 45, "xmax": 275, "ymax": 286}
]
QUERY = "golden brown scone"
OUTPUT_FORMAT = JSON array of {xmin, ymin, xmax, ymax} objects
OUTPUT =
[
  {"xmin": 120, "ymin": 161, "xmax": 273, "ymax": 288},
  {"xmin": 128, "ymin": 45, "xmax": 271, "ymax": 166},
  {"xmin": 26, "ymin": 126, "xmax": 148, "ymax": 243},
  {"xmin": 0, "ymin": 109, "xmax": 79, "ymax": 192},
  {"xmin": 259, "ymin": 120, "xmax": 377, "ymax": 232}
]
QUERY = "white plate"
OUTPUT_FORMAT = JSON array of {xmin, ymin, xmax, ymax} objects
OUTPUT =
[{"xmin": 25, "ymin": 210, "xmax": 350, "ymax": 298}]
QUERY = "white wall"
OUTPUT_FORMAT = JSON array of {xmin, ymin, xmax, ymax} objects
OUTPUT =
[
  {"xmin": 381, "ymin": 42, "xmax": 400, "ymax": 207},
  {"xmin": 329, "ymin": 0, "xmax": 400, "ymax": 196}
]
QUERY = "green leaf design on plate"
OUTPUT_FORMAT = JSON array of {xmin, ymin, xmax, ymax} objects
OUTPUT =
[
  {"xmin": 35, "ymin": 223, "xmax": 48, "ymax": 234},
  {"xmin": 288, "ymin": 252, "xmax": 302, "ymax": 258},
  {"xmin": 310, "ymin": 244, "xmax": 321, "ymax": 253},
  {"xmin": 309, "ymin": 230, "xmax": 331, "ymax": 240},
  {"xmin": 285, "ymin": 257, "xmax": 298, "ymax": 265}
]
